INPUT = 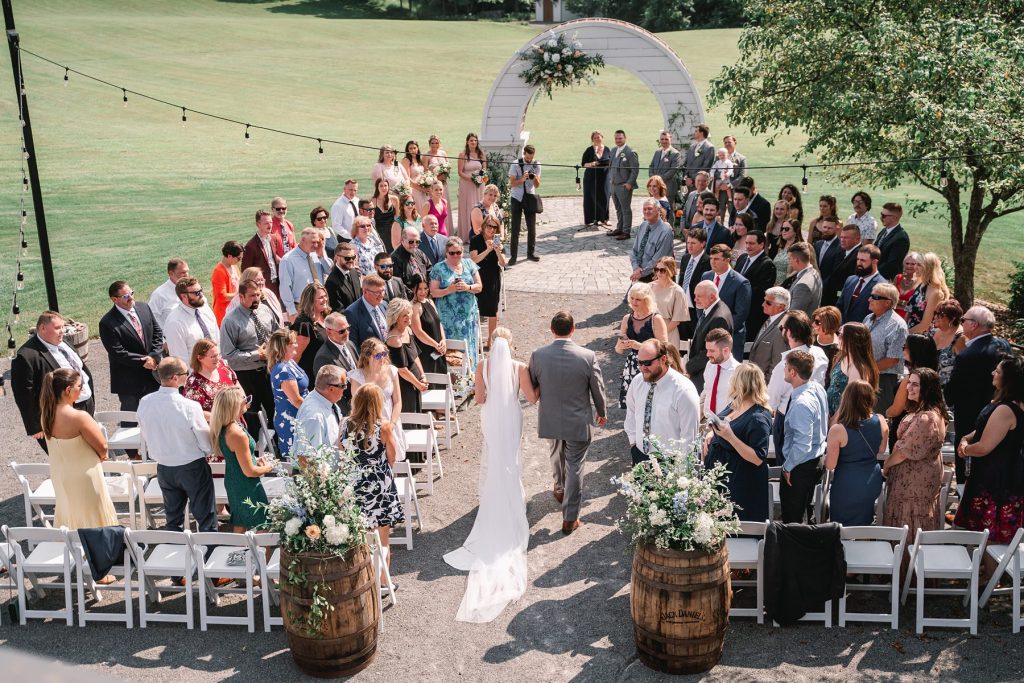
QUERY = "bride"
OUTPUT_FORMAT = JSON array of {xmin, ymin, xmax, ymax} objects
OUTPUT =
[{"xmin": 444, "ymin": 327, "xmax": 538, "ymax": 622}]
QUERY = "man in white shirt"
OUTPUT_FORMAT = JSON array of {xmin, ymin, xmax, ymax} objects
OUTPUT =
[
  {"xmin": 279, "ymin": 227, "xmax": 332, "ymax": 321},
  {"xmin": 625, "ymin": 340, "xmax": 701, "ymax": 464},
  {"xmin": 148, "ymin": 258, "xmax": 190, "ymax": 328},
  {"xmin": 701, "ymin": 328, "xmax": 740, "ymax": 419},
  {"xmin": 137, "ymin": 358, "xmax": 217, "ymax": 533},
  {"xmin": 293, "ymin": 365, "xmax": 347, "ymax": 460},
  {"xmin": 163, "ymin": 277, "xmax": 219, "ymax": 362},
  {"xmin": 766, "ymin": 310, "xmax": 829, "ymax": 460},
  {"xmin": 330, "ymin": 179, "xmax": 360, "ymax": 241}
]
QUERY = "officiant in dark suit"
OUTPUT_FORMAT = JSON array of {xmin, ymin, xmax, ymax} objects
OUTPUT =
[{"xmin": 99, "ymin": 280, "xmax": 164, "ymax": 412}]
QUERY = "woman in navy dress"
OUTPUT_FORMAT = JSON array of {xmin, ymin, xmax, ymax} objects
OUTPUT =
[
  {"xmin": 581, "ymin": 131, "xmax": 611, "ymax": 226},
  {"xmin": 826, "ymin": 380, "xmax": 886, "ymax": 525},
  {"xmin": 704, "ymin": 363, "xmax": 773, "ymax": 521}
]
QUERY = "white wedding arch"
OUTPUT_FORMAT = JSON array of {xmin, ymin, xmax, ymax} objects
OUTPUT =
[{"xmin": 479, "ymin": 18, "xmax": 706, "ymax": 158}]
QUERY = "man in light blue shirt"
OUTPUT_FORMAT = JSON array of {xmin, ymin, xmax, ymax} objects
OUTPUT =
[
  {"xmin": 278, "ymin": 227, "xmax": 332, "ymax": 321},
  {"xmin": 293, "ymin": 365, "xmax": 347, "ymax": 462},
  {"xmin": 780, "ymin": 350, "xmax": 828, "ymax": 523}
]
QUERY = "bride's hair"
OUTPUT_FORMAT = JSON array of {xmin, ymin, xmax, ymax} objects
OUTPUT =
[{"xmin": 491, "ymin": 327, "xmax": 512, "ymax": 345}]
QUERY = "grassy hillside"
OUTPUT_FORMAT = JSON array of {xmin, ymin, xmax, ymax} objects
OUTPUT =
[{"xmin": 0, "ymin": 1, "xmax": 1013, "ymax": 334}]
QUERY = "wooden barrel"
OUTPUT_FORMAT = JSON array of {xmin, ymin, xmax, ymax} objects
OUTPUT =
[
  {"xmin": 630, "ymin": 542, "xmax": 731, "ymax": 675},
  {"xmin": 280, "ymin": 545, "xmax": 380, "ymax": 678},
  {"xmin": 62, "ymin": 320, "xmax": 89, "ymax": 362}
]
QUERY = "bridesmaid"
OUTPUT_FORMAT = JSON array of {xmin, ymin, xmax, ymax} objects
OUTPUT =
[
  {"xmin": 420, "ymin": 181, "xmax": 450, "ymax": 237},
  {"xmin": 372, "ymin": 177, "xmax": 399, "ymax": 252},
  {"xmin": 402, "ymin": 140, "xmax": 428, "ymax": 209},
  {"xmin": 581, "ymin": 130, "xmax": 611, "ymax": 226},
  {"xmin": 457, "ymin": 132, "xmax": 487, "ymax": 243},
  {"xmin": 426, "ymin": 134, "xmax": 455, "ymax": 235},
  {"xmin": 371, "ymin": 144, "xmax": 409, "ymax": 191}
]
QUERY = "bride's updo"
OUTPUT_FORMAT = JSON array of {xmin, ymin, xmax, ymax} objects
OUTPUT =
[{"xmin": 490, "ymin": 327, "xmax": 512, "ymax": 346}]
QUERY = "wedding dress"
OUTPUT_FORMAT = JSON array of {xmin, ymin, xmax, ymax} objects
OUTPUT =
[{"xmin": 443, "ymin": 338, "xmax": 528, "ymax": 622}]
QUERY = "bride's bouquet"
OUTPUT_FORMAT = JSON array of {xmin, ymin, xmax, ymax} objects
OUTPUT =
[
  {"xmin": 415, "ymin": 169, "xmax": 437, "ymax": 192},
  {"xmin": 611, "ymin": 438, "xmax": 739, "ymax": 553}
]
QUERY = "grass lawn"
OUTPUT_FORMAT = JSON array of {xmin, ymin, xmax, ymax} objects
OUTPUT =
[{"xmin": 0, "ymin": 0, "xmax": 1015, "ymax": 335}]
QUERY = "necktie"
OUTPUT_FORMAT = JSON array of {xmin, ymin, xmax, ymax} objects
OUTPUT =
[
  {"xmin": 194, "ymin": 309, "xmax": 212, "ymax": 339},
  {"xmin": 714, "ymin": 274, "xmax": 721, "ymax": 289},
  {"xmin": 307, "ymin": 252, "xmax": 322, "ymax": 285},
  {"xmin": 740, "ymin": 256, "xmax": 751, "ymax": 276},
  {"xmin": 262, "ymin": 237, "xmax": 277, "ymax": 280},
  {"xmin": 637, "ymin": 225, "xmax": 651, "ymax": 265},
  {"xmin": 56, "ymin": 345, "xmax": 80, "ymax": 370},
  {"xmin": 642, "ymin": 381, "xmax": 658, "ymax": 453},
  {"xmin": 340, "ymin": 344, "xmax": 353, "ymax": 368},
  {"xmin": 710, "ymin": 364, "xmax": 722, "ymax": 414},
  {"xmin": 851, "ymin": 278, "xmax": 866, "ymax": 302},
  {"xmin": 683, "ymin": 257, "xmax": 697, "ymax": 290},
  {"xmin": 250, "ymin": 310, "xmax": 270, "ymax": 345},
  {"xmin": 371, "ymin": 306, "xmax": 387, "ymax": 338},
  {"xmin": 331, "ymin": 403, "xmax": 342, "ymax": 424},
  {"xmin": 876, "ymin": 229, "xmax": 887, "ymax": 247},
  {"xmin": 127, "ymin": 310, "xmax": 144, "ymax": 341}
]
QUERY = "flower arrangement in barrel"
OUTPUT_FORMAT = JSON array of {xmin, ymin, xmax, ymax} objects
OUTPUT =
[
  {"xmin": 612, "ymin": 437, "xmax": 740, "ymax": 552},
  {"xmin": 518, "ymin": 31, "xmax": 605, "ymax": 102}
]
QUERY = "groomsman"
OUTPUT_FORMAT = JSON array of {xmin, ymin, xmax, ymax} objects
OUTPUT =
[
  {"xmin": 607, "ymin": 130, "xmax": 639, "ymax": 239},
  {"xmin": 648, "ymin": 130, "xmax": 681, "ymax": 214},
  {"xmin": 325, "ymin": 243, "xmax": 362, "ymax": 312},
  {"xmin": 682, "ymin": 124, "xmax": 715, "ymax": 191}
]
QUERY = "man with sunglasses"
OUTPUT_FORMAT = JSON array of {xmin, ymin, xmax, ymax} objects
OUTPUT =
[
  {"xmin": 163, "ymin": 277, "xmax": 219, "ymax": 362},
  {"xmin": 624, "ymin": 339, "xmax": 700, "ymax": 465},
  {"xmin": 391, "ymin": 226, "xmax": 431, "ymax": 289},
  {"xmin": 345, "ymin": 274, "xmax": 389, "ymax": 350},
  {"xmin": 270, "ymin": 196, "xmax": 297, "ymax": 258},
  {"xmin": 99, "ymin": 280, "xmax": 164, "ymax": 415},
  {"xmin": 294, "ymin": 365, "xmax": 347, "ymax": 459},
  {"xmin": 374, "ymin": 252, "xmax": 409, "ymax": 302},
  {"xmin": 326, "ymin": 243, "xmax": 362, "ymax": 312},
  {"xmin": 313, "ymin": 312, "xmax": 357, "ymax": 414},
  {"xmin": 864, "ymin": 282, "xmax": 908, "ymax": 413}
]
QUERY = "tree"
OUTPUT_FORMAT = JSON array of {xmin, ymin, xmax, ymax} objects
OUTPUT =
[
  {"xmin": 564, "ymin": 0, "xmax": 695, "ymax": 32},
  {"xmin": 708, "ymin": 0, "xmax": 1024, "ymax": 306}
]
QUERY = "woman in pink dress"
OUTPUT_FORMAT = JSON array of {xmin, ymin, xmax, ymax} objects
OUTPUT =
[
  {"xmin": 420, "ymin": 180, "xmax": 450, "ymax": 237},
  {"xmin": 371, "ymin": 144, "xmax": 409, "ymax": 193},
  {"xmin": 402, "ymin": 140, "xmax": 428, "ymax": 209},
  {"xmin": 457, "ymin": 133, "xmax": 487, "ymax": 243},
  {"xmin": 427, "ymin": 134, "xmax": 455, "ymax": 235}
]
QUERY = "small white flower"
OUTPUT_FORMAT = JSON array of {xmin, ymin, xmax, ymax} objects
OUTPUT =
[
  {"xmin": 322, "ymin": 515, "xmax": 337, "ymax": 528},
  {"xmin": 547, "ymin": 39, "xmax": 558, "ymax": 48},
  {"xmin": 676, "ymin": 475, "xmax": 690, "ymax": 489},
  {"xmin": 284, "ymin": 517, "xmax": 302, "ymax": 537},
  {"xmin": 326, "ymin": 523, "xmax": 350, "ymax": 545},
  {"xmin": 649, "ymin": 505, "xmax": 670, "ymax": 526},
  {"xmin": 551, "ymin": 54, "xmax": 560, "ymax": 63},
  {"xmin": 566, "ymin": 65, "xmax": 574, "ymax": 74},
  {"xmin": 562, "ymin": 47, "xmax": 571, "ymax": 56},
  {"xmin": 543, "ymin": 52, "xmax": 551, "ymax": 62}
]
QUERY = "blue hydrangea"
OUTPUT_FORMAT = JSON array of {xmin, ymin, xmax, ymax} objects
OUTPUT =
[{"xmin": 672, "ymin": 491, "xmax": 689, "ymax": 517}]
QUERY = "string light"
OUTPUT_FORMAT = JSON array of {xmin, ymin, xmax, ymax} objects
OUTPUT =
[
  {"xmin": 318, "ymin": 138, "xmax": 324, "ymax": 156},
  {"xmin": 21, "ymin": 238, "xmax": 28, "ymax": 257},
  {"xmin": 940, "ymin": 160, "xmax": 949, "ymax": 188},
  {"xmin": 7, "ymin": 334, "xmax": 15, "ymax": 360},
  {"xmin": 22, "ymin": 176, "xmax": 28, "ymax": 192},
  {"xmin": 16, "ymin": 269, "xmax": 24, "ymax": 291},
  {"xmin": 575, "ymin": 165, "xmax": 581, "ymax": 192},
  {"xmin": 244, "ymin": 124, "xmax": 251, "ymax": 145},
  {"xmin": 11, "ymin": 301, "xmax": 19, "ymax": 324},
  {"xmin": 801, "ymin": 165, "xmax": 808, "ymax": 192},
  {"xmin": 181, "ymin": 107, "xmax": 187, "ymax": 127},
  {"xmin": 122, "ymin": 88, "xmax": 128, "ymax": 107},
  {"xmin": 63, "ymin": 67, "xmax": 68, "ymax": 86}
]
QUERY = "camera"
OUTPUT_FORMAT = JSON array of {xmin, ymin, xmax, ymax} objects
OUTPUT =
[{"xmin": 528, "ymin": 171, "xmax": 536, "ymax": 180}]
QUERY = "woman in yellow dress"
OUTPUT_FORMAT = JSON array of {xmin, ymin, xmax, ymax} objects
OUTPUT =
[{"xmin": 41, "ymin": 368, "xmax": 118, "ymax": 530}]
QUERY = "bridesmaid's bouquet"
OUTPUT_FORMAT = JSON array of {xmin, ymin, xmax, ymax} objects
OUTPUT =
[
  {"xmin": 432, "ymin": 160, "xmax": 452, "ymax": 181},
  {"xmin": 394, "ymin": 181, "xmax": 412, "ymax": 197},
  {"xmin": 611, "ymin": 438, "xmax": 740, "ymax": 552},
  {"xmin": 416, "ymin": 170, "xmax": 437, "ymax": 192},
  {"xmin": 471, "ymin": 170, "xmax": 489, "ymax": 186}
]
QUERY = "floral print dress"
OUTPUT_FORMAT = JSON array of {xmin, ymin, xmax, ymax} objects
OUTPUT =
[
  {"xmin": 430, "ymin": 258, "xmax": 480, "ymax": 371},
  {"xmin": 341, "ymin": 421, "xmax": 404, "ymax": 529}
]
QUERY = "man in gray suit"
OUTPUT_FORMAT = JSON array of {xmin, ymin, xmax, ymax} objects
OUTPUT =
[
  {"xmin": 607, "ymin": 129, "xmax": 639, "ymax": 239},
  {"xmin": 648, "ymin": 130, "xmax": 681, "ymax": 214},
  {"xmin": 312, "ymin": 312, "xmax": 357, "ymax": 413},
  {"xmin": 748, "ymin": 287, "xmax": 791, "ymax": 381},
  {"xmin": 528, "ymin": 311, "xmax": 607, "ymax": 535},
  {"xmin": 681, "ymin": 124, "xmax": 716, "ymax": 194},
  {"xmin": 786, "ymin": 242, "xmax": 823, "ymax": 317}
]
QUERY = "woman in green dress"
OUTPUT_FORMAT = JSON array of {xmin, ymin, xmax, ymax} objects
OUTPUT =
[{"xmin": 212, "ymin": 386, "xmax": 275, "ymax": 530}]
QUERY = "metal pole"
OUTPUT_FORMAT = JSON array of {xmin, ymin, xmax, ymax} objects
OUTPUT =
[{"xmin": 3, "ymin": 0, "xmax": 59, "ymax": 312}]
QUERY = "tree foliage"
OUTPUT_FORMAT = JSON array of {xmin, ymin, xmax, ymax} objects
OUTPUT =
[
  {"xmin": 564, "ymin": 0, "xmax": 696, "ymax": 32},
  {"xmin": 708, "ymin": 0, "xmax": 1024, "ymax": 305}
]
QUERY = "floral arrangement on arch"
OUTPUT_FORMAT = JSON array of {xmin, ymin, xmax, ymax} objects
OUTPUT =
[
  {"xmin": 518, "ymin": 31, "xmax": 605, "ymax": 103},
  {"xmin": 612, "ymin": 437, "xmax": 740, "ymax": 553}
]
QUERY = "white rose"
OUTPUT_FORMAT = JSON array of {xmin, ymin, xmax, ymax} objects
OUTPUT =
[
  {"xmin": 543, "ymin": 52, "xmax": 551, "ymax": 62},
  {"xmin": 322, "ymin": 515, "xmax": 336, "ymax": 528},
  {"xmin": 562, "ymin": 47, "xmax": 571, "ymax": 56},
  {"xmin": 552, "ymin": 54, "xmax": 560, "ymax": 63},
  {"xmin": 326, "ymin": 524, "xmax": 350, "ymax": 545},
  {"xmin": 547, "ymin": 39, "xmax": 558, "ymax": 48},
  {"xmin": 566, "ymin": 65, "xmax": 574, "ymax": 74},
  {"xmin": 649, "ymin": 507, "xmax": 670, "ymax": 526},
  {"xmin": 284, "ymin": 517, "xmax": 302, "ymax": 537},
  {"xmin": 676, "ymin": 476, "xmax": 690, "ymax": 489}
]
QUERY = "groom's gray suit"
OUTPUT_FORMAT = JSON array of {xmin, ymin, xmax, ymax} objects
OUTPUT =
[{"xmin": 529, "ymin": 338, "xmax": 606, "ymax": 523}]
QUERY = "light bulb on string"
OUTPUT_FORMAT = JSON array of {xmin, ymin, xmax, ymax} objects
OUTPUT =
[
  {"xmin": 575, "ymin": 165, "xmax": 581, "ymax": 192},
  {"xmin": 801, "ymin": 165, "xmax": 808, "ymax": 193},
  {"xmin": 63, "ymin": 68, "xmax": 69, "ymax": 87},
  {"xmin": 22, "ymin": 147, "xmax": 29, "ymax": 161},
  {"xmin": 21, "ymin": 238, "xmax": 28, "ymax": 257},
  {"xmin": 318, "ymin": 139, "xmax": 324, "ymax": 157},
  {"xmin": 16, "ymin": 266, "xmax": 24, "ymax": 291},
  {"xmin": 244, "ymin": 124, "xmax": 251, "ymax": 145},
  {"xmin": 22, "ymin": 176, "xmax": 28, "ymax": 192},
  {"xmin": 940, "ymin": 160, "xmax": 949, "ymax": 188},
  {"xmin": 122, "ymin": 89, "xmax": 128, "ymax": 108},
  {"xmin": 181, "ymin": 107, "xmax": 187, "ymax": 127},
  {"xmin": 12, "ymin": 302, "xmax": 20, "ymax": 324},
  {"xmin": 7, "ymin": 335, "xmax": 15, "ymax": 359}
]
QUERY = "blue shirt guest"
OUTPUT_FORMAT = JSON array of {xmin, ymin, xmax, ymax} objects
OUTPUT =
[
  {"xmin": 277, "ymin": 227, "xmax": 331, "ymax": 321},
  {"xmin": 267, "ymin": 329, "xmax": 309, "ymax": 458},
  {"xmin": 780, "ymin": 350, "xmax": 829, "ymax": 523},
  {"xmin": 292, "ymin": 365, "xmax": 347, "ymax": 460},
  {"xmin": 629, "ymin": 200, "xmax": 676, "ymax": 283}
]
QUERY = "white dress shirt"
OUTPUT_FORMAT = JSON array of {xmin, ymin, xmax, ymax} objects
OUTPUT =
[
  {"xmin": 766, "ymin": 344, "xmax": 829, "ymax": 413},
  {"xmin": 293, "ymin": 389, "xmax": 341, "ymax": 458},
  {"xmin": 330, "ymin": 194, "xmax": 360, "ymax": 240},
  {"xmin": 624, "ymin": 368, "xmax": 701, "ymax": 454},
  {"xmin": 701, "ymin": 354, "xmax": 740, "ymax": 418},
  {"xmin": 163, "ymin": 303, "xmax": 219, "ymax": 362},
  {"xmin": 278, "ymin": 246, "xmax": 332, "ymax": 315},
  {"xmin": 39, "ymin": 338, "xmax": 92, "ymax": 402},
  {"xmin": 148, "ymin": 279, "xmax": 179, "ymax": 328},
  {"xmin": 137, "ymin": 386, "xmax": 212, "ymax": 466}
]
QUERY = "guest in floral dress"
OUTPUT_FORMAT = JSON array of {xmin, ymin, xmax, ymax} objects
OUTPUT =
[
  {"xmin": 883, "ymin": 368, "xmax": 947, "ymax": 543},
  {"xmin": 893, "ymin": 252, "xmax": 920, "ymax": 320},
  {"xmin": 930, "ymin": 299, "xmax": 967, "ymax": 386},
  {"xmin": 267, "ymin": 329, "xmax": 308, "ymax": 458},
  {"xmin": 183, "ymin": 339, "xmax": 239, "ymax": 417},
  {"xmin": 615, "ymin": 282, "xmax": 668, "ymax": 408},
  {"xmin": 341, "ymin": 383, "xmax": 403, "ymax": 586},
  {"xmin": 429, "ymin": 237, "xmax": 482, "ymax": 371},
  {"xmin": 351, "ymin": 215, "xmax": 385, "ymax": 277},
  {"xmin": 954, "ymin": 356, "xmax": 1024, "ymax": 543}
]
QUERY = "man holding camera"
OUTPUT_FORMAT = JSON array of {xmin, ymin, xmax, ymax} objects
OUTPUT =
[{"xmin": 508, "ymin": 144, "xmax": 542, "ymax": 265}]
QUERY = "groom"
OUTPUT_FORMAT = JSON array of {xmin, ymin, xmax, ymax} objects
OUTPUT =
[{"xmin": 529, "ymin": 311, "xmax": 607, "ymax": 535}]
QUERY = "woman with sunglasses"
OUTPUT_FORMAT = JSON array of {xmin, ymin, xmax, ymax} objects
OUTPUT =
[
  {"xmin": 183, "ymin": 338, "xmax": 240, "ymax": 425},
  {"xmin": 811, "ymin": 306, "xmax": 842, "ymax": 372},
  {"xmin": 309, "ymin": 206, "xmax": 336, "ymax": 258},
  {"xmin": 650, "ymin": 256, "xmax": 690, "ymax": 348},
  {"xmin": 349, "ymin": 338, "xmax": 407, "ymax": 459},
  {"xmin": 420, "ymin": 181, "xmax": 450, "ymax": 238},
  {"xmin": 469, "ymin": 216, "xmax": 507, "ymax": 347},
  {"xmin": 765, "ymin": 199, "xmax": 792, "ymax": 255},
  {"xmin": 771, "ymin": 219, "xmax": 804, "ymax": 285},
  {"xmin": 430, "ymin": 236, "xmax": 483, "ymax": 372},
  {"xmin": 267, "ymin": 329, "xmax": 308, "ymax": 457},
  {"xmin": 351, "ymin": 215, "xmax": 385, "ymax": 277},
  {"xmin": 391, "ymin": 193, "xmax": 422, "ymax": 252},
  {"xmin": 409, "ymin": 275, "xmax": 447, "ymax": 374},
  {"xmin": 212, "ymin": 386, "xmax": 274, "ymax": 530}
]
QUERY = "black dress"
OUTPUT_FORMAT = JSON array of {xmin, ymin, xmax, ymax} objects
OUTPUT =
[
  {"xmin": 581, "ymin": 145, "xmax": 611, "ymax": 225},
  {"xmin": 704, "ymin": 404, "xmax": 773, "ymax": 521},
  {"xmin": 290, "ymin": 314, "xmax": 325, "ymax": 380},
  {"xmin": 388, "ymin": 333, "xmax": 423, "ymax": 413},
  {"xmin": 470, "ymin": 233, "xmax": 502, "ymax": 317},
  {"xmin": 416, "ymin": 300, "xmax": 448, "ymax": 374},
  {"xmin": 374, "ymin": 202, "xmax": 396, "ymax": 252}
]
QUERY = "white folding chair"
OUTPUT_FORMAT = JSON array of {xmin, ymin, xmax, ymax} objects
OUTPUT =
[
  {"xmin": 256, "ymin": 408, "xmax": 277, "ymax": 459},
  {"xmin": 768, "ymin": 466, "xmax": 782, "ymax": 521},
  {"xmin": 873, "ymin": 482, "xmax": 887, "ymax": 526},
  {"xmin": 980, "ymin": 527, "xmax": 1024, "ymax": 632},
  {"xmin": 101, "ymin": 460, "xmax": 146, "ymax": 529},
  {"xmin": 124, "ymin": 528, "xmax": 195, "ymax": 629},
  {"xmin": 401, "ymin": 411, "xmax": 443, "ymax": 495},
  {"xmin": 421, "ymin": 371, "xmax": 459, "ymax": 450},
  {"xmin": 4, "ymin": 525, "xmax": 73, "ymax": 625},
  {"xmin": 389, "ymin": 460, "xmax": 422, "ymax": 550},
  {"xmin": 839, "ymin": 525, "xmax": 908, "ymax": 629},
  {"xmin": 367, "ymin": 530, "xmax": 396, "ymax": 611},
  {"xmin": 95, "ymin": 410, "xmax": 142, "ymax": 455},
  {"xmin": 191, "ymin": 531, "xmax": 258, "ymax": 632},
  {"xmin": 210, "ymin": 462, "xmax": 229, "ymax": 511},
  {"xmin": 444, "ymin": 338, "xmax": 473, "ymax": 402},
  {"xmin": 134, "ymin": 461, "xmax": 164, "ymax": 529},
  {"xmin": 11, "ymin": 462, "xmax": 55, "ymax": 528},
  {"xmin": 249, "ymin": 532, "xmax": 282, "ymax": 631},
  {"xmin": 66, "ymin": 528, "xmax": 134, "ymax": 628},
  {"xmin": 725, "ymin": 521, "xmax": 767, "ymax": 623},
  {"xmin": 938, "ymin": 468, "xmax": 955, "ymax": 527},
  {"xmin": 901, "ymin": 528, "xmax": 988, "ymax": 634}
]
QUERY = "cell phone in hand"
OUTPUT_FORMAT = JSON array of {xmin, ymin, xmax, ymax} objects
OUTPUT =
[{"xmin": 708, "ymin": 412, "xmax": 724, "ymax": 429}]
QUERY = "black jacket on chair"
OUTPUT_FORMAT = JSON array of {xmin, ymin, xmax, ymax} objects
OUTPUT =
[
  {"xmin": 98, "ymin": 302, "xmax": 163, "ymax": 398},
  {"xmin": 764, "ymin": 522, "xmax": 846, "ymax": 626}
]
